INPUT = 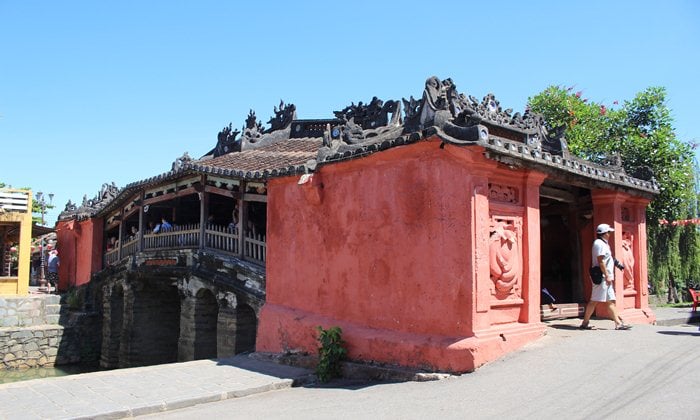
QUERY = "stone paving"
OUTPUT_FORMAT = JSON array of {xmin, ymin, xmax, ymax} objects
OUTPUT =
[
  {"xmin": 0, "ymin": 356, "xmax": 313, "ymax": 420},
  {"xmin": 0, "ymin": 306, "xmax": 696, "ymax": 420}
]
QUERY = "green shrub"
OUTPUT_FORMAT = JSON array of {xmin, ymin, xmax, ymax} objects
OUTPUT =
[
  {"xmin": 65, "ymin": 288, "xmax": 82, "ymax": 310},
  {"xmin": 315, "ymin": 326, "xmax": 347, "ymax": 383}
]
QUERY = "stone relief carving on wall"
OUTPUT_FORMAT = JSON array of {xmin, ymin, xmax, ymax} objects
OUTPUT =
[
  {"xmin": 489, "ymin": 218, "xmax": 522, "ymax": 296},
  {"xmin": 621, "ymin": 231, "xmax": 635, "ymax": 289},
  {"xmin": 488, "ymin": 183, "xmax": 520, "ymax": 205},
  {"xmin": 621, "ymin": 207, "xmax": 636, "ymax": 223}
]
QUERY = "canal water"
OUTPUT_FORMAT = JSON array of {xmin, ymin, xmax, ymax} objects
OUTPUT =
[{"xmin": 0, "ymin": 363, "xmax": 101, "ymax": 385}]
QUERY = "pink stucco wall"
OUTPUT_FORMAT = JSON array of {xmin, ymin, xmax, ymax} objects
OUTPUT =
[
  {"xmin": 257, "ymin": 140, "xmax": 546, "ymax": 372},
  {"xmin": 56, "ymin": 218, "xmax": 103, "ymax": 290}
]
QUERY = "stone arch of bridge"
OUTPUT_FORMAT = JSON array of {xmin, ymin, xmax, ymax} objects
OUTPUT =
[{"xmin": 99, "ymin": 268, "xmax": 265, "ymax": 369}]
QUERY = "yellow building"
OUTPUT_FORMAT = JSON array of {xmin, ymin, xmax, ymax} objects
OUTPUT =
[{"xmin": 0, "ymin": 189, "xmax": 33, "ymax": 295}]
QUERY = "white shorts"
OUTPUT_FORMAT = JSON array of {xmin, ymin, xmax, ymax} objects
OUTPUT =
[{"xmin": 590, "ymin": 281, "xmax": 616, "ymax": 302}]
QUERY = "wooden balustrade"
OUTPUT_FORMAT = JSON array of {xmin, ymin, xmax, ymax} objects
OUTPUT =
[
  {"xmin": 205, "ymin": 225, "xmax": 239, "ymax": 254},
  {"xmin": 144, "ymin": 224, "xmax": 199, "ymax": 250},
  {"xmin": 110, "ymin": 223, "xmax": 266, "ymax": 265},
  {"xmin": 121, "ymin": 237, "xmax": 139, "ymax": 258},
  {"xmin": 244, "ymin": 232, "xmax": 266, "ymax": 263},
  {"xmin": 104, "ymin": 249, "xmax": 119, "ymax": 266}
]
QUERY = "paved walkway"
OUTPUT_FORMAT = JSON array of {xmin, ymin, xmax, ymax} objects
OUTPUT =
[
  {"xmin": 0, "ymin": 306, "xmax": 696, "ymax": 420},
  {"xmin": 0, "ymin": 356, "xmax": 314, "ymax": 420}
]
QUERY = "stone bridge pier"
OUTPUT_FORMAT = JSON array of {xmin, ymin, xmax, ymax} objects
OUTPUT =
[{"xmin": 99, "ymin": 260, "xmax": 263, "ymax": 370}]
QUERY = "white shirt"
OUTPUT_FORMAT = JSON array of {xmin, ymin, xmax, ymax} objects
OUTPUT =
[{"xmin": 592, "ymin": 238, "xmax": 613, "ymax": 277}]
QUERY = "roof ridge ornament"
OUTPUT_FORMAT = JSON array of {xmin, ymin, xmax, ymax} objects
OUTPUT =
[
  {"xmin": 172, "ymin": 152, "xmax": 192, "ymax": 172},
  {"xmin": 266, "ymin": 100, "xmax": 296, "ymax": 133},
  {"xmin": 333, "ymin": 96, "xmax": 401, "ymax": 130},
  {"xmin": 214, "ymin": 123, "xmax": 241, "ymax": 157},
  {"xmin": 59, "ymin": 182, "xmax": 120, "ymax": 221},
  {"xmin": 241, "ymin": 110, "xmax": 264, "ymax": 148}
]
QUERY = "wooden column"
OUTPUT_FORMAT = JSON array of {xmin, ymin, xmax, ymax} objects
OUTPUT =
[
  {"xmin": 117, "ymin": 209, "xmax": 124, "ymax": 260},
  {"xmin": 199, "ymin": 187, "xmax": 208, "ymax": 250},
  {"xmin": 137, "ymin": 192, "xmax": 145, "ymax": 252},
  {"xmin": 238, "ymin": 182, "xmax": 247, "ymax": 258}
]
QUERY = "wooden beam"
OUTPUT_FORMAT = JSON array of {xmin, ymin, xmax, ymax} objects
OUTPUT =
[
  {"xmin": 540, "ymin": 186, "xmax": 576, "ymax": 203},
  {"xmin": 143, "ymin": 186, "xmax": 197, "ymax": 205},
  {"xmin": 242, "ymin": 193, "xmax": 268, "ymax": 203}
]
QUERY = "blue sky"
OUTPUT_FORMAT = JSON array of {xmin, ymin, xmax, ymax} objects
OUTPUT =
[{"xmin": 1, "ymin": 1, "xmax": 699, "ymax": 226}]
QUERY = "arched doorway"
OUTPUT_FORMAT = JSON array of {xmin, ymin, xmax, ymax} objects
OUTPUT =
[
  {"xmin": 235, "ymin": 304, "xmax": 257, "ymax": 354},
  {"xmin": 129, "ymin": 279, "xmax": 181, "ymax": 366}
]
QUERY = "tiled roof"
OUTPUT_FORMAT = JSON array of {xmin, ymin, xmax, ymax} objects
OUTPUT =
[{"xmin": 190, "ymin": 138, "xmax": 321, "ymax": 177}]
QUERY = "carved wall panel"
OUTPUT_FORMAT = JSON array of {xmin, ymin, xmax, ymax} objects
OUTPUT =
[
  {"xmin": 488, "ymin": 216, "xmax": 523, "ymax": 298},
  {"xmin": 488, "ymin": 183, "xmax": 520, "ymax": 205},
  {"xmin": 621, "ymin": 230, "xmax": 635, "ymax": 290},
  {"xmin": 621, "ymin": 206, "xmax": 634, "ymax": 222}
]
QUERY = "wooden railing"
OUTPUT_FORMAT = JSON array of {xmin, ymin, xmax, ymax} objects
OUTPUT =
[
  {"xmin": 244, "ymin": 232, "xmax": 266, "ymax": 262},
  {"xmin": 205, "ymin": 225, "xmax": 239, "ymax": 255},
  {"xmin": 105, "ymin": 248, "xmax": 120, "ymax": 266},
  {"xmin": 104, "ymin": 223, "xmax": 266, "ymax": 266},
  {"xmin": 144, "ymin": 223, "xmax": 199, "ymax": 250},
  {"xmin": 121, "ymin": 237, "xmax": 139, "ymax": 257}
]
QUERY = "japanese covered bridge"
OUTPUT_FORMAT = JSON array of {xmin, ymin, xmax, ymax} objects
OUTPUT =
[{"xmin": 57, "ymin": 76, "xmax": 658, "ymax": 373}]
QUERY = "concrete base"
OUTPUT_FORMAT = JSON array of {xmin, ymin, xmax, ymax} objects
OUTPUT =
[
  {"xmin": 257, "ymin": 304, "xmax": 546, "ymax": 374},
  {"xmin": 620, "ymin": 307, "xmax": 656, "ymax": 325}
]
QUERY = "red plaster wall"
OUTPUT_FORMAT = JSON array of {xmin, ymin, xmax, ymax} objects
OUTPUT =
[
  {"xmin": 257, "ymin": 141, "xmax": 546, "ymax": 372},
  {"xmin": 56, "ymin": 218, "xmax": 103, "ymax": 290},
  {"xmin": 266, "ymin": 142, "xmax": 474, "ymax": 337}
]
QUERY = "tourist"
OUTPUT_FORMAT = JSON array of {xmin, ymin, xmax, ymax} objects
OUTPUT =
[
  {"xmin": 541, "ymin": 288, "xmax": 557, "ymax": 311},
  {"xmin": 47, "ymin": 250, "xmax": 60, "ymax": 294},
  {"xmin": 227, "ymin": 214, "xmax": 239, "ymax": 232},
  {"xmin": 153, "ymin": 217, "xmax": 172, "ymax": 233},
  {"xmin": 579, "ymin": 223, "xmax": 631, "ymax": 330}
]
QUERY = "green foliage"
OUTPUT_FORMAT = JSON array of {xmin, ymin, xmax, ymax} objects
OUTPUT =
[
  {"xmin": 528, "ymin": 86, "xmax": 618, "ymax": 159},
  {"xmin": 315, "ymin": 326, "xmax": 347, "ymax": 383},
  {"xmin": 529, "ymin": 85, "xmax": 700, "ymax": 294},
  {"xmin": 65, "ymin": 288, "xmax": 83, "ymax": 310}
]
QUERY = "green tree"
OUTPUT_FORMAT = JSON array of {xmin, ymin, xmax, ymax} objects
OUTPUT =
[{"xmin": 529, "ymin": 86, "xmax": 699, "ymax": 294}]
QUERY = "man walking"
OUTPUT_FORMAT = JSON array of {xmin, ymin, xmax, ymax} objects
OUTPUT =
[
  {"xmin": 579, "ymin": 224, "xmax": 631, "ymax": 330},
  {"xmin": 47, "ymin": 249, "xmax": 60, "ymax": 294}
]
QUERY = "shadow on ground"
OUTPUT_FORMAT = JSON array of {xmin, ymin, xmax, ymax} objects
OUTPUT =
[{"xmin": 657, "ymin": 330, "xmax": 700, "ymax": 336}]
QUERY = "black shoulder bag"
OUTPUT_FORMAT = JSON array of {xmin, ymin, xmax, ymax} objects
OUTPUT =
[{"xmin": 589, "ymin": 266, "xmax": 603, "ymax": 285}]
